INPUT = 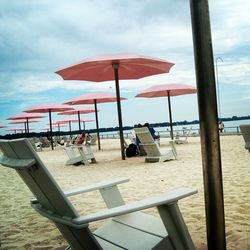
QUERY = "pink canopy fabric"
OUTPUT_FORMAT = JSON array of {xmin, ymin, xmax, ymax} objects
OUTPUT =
[
  {"xmin": 0, "ymin": 124, "xmax": 7, "ymax": 128},
  {"xmin": 56, "ymin": 118, "xmax": 94, "ymax": 132},
  {"xmin": 58, "ymin": 106, "xmax": 97, "ymax": 131},
  {"xmin": 64, "ymin": 92, "xmax": 126, "ymax": 150},
  {"xmin": 64, "ymin": 92, "xmax": 126, "ymax": 105},
  {"xmin": 7, "ymin": 113, "xmax": 45, "ymax": 120},
  {"xmin": 24, "ymin": 104, "xmax": 74, "ymax": 150},
  {"xmin": 135, "ymin": 84, "xmax": 197, "ymax": 98},
  {"xmin": 55, "ymin": 53, "xmax": 174, "ymax": 82},
  {"xmin": 9, "ymin": 118, "xmax": 40, "ymax": 124},
  {"xmin": 136, "ymin": 84, "xmax": 197, "ymax": 140},
  {"xmin": 57, "ymin": 106, "xmax": 96, "ymax": 114},
  {"xmin": 56, "ymin": 53, "xmax": 174, "ymax": 160},
  {"xmin": 7, "ymin": 113, "xmax": 45, "ymax": 134},
  {"xmin": 6, "ymin": 127, "xmax": 33, "ymax": 133},
  {"xmin": 24, "ymin": 104, "xmax": 74, "ymax": 113}
]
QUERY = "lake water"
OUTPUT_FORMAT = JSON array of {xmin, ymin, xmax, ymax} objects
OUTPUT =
[{"xmin": 101, "ymin": 119, "xmax": 250, "ymax": 138}]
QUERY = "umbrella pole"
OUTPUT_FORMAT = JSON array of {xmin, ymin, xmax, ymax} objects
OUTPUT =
[
  {"xmin": 49, "ymin": 110, "xmax": 54, "ymax": 150},
  {"xmin": 94, "ymin": 99, "xmax": 101, "ymax": 150},
  {"xmin": 69, "ymin": 121, "xmax": 72, "ymax": 139},
  {"xmin": 77, "ymin": 111, "xmax": 81, "ymax": 132},
  {"xmin": 58, "ymin": 123, "xmax": 60, "ymax": 132},
  {"xmin": 167, "ymin": 91, "xmax": 174, "ymax": 140},
  {"xmin": 113, "ymin": 63, "xmax": 126, "ymax": 160},
  {"xmin": 190, "ymin": 0, "xmax": 226, "ymax": 249},
  {"xmin": 83, "ymin": 121, "xmax": 86, "ymax": 130},
  {"xmin": 26, "ymin": 117, "xmax": 30, "ymax": 136},
  {"xmin": 24, "ymin": 122, "xmax": 27, "ymax": 134}
]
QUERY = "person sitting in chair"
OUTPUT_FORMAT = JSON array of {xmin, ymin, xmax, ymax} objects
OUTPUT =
[{"xmin": 77, "ymin": 133, "xmax": 86, "ymax": 144}]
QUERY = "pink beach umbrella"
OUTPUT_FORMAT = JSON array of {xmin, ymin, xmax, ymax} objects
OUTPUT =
[
  {"xmin": 42, "ymin": 124, "xmax": 65, "ymax": 132},
  {"xmin": 54, "ymin": 118, "xmax": 94, "ymax": 134},
  {"xmin": 135, "ymin": 84, "xmax": 197, "ymax": 140},
  {"xmin": 7, "ymin": 113, "xmax": 45, "ymax": 134},
  {"xmin": 63, "ymin": 92, "xmax": 126, "ymax": 151},
  {"xmin": 50, "ymin": 121, "xmax": 68, "ymax": 132},
  {"xmin": 58, "ymin": 106, "xmax": 96, "ymax": 132},
  {"xmin": 56, "ymin": 53, "xmax": 174, "ymax": 160},
  {"xmin": 0, "ymin": 124, "xmax": 7, "ymax": 128},
  {"xmin": 24, "ymin": 104, "xmax": 74, "ymax": 150},
  {"xmin": 6, "ymin": 127, "xmax": 33, "ymax": 134}
]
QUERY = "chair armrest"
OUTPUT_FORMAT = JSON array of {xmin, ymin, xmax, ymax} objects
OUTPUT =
[
  {"xmin": 64, "ymin": 177, "xmax": 129, "ymax": 197},
  {"xmin": 32, "ymin": 187, "xmax": 197, "ymax": 229},
  {"xmin": 74, "ymin": 187, "xmax": 197, "ymax": 225}
]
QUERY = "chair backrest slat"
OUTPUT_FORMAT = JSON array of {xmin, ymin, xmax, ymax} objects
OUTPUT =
[
  {"xmin": 0, "ymin": 139, "xmax": 78, "ymax": 218},
  {"xmin": 134, "ymin": 127, "xmax": 161, "ymax": 156}
]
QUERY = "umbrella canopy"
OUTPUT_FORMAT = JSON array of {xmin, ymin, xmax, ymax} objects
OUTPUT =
[
  {"xmin": 24, "ymin": 104, "xmax": 74, "ymax": 150},
  {"xmin": 7, "ymin": 113, "xmax": 45, "ymax": 134},
  {"xmin": 9, "ymin": 118, "xmax": 40, "ymax": 124},
  {"xmin": 56, "ymin": 53, "xmax": 174, "ymax": 159},
  {"xmin": 55, "ymin": 118, "xmax": 94, "ymax": 133},
  {"xmin": 58, "ymin": 106, "xmax": 96, "ymax": 132},
  {"xmin": 6, "ymin": 127, "xmax": 33, "ymax": 133},
  {"xmin": 9, "ymin": 118, "xmax": 41, "ymax": 132},
  {"xmin": 64, "ymin": 92, "xmax": 126, "ymax": 150},
  {"xmin": 0, "ymin": 124, "xmax": 7, "ymax": 128},
  {"xmin": 135, "ymin": 84, "xmax": 197, "ymax": 140}
]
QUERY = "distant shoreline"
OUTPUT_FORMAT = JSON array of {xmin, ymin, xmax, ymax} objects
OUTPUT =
[{"xmin": 1, "ymin": 115, "xmax": 249, "ymax": 139}]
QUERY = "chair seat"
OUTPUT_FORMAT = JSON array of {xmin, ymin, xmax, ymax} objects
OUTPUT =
[{"xmin": 94, "ymin": 217, "xmax": 173, "ymax": 250}]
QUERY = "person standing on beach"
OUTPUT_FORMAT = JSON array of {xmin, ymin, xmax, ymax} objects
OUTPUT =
[{"xmin": 218, "ymin": 120, "xmax": 224, "ymax": 133}]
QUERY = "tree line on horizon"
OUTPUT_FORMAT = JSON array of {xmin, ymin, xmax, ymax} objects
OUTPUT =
[{"xmin": 0, "ymin": 115, "xmax": 249, "ymax": 140}]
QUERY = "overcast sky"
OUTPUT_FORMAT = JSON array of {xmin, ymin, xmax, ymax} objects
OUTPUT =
[{"xmin": 1, "ymin": 0, "xmax": 249, "ymax": 134}]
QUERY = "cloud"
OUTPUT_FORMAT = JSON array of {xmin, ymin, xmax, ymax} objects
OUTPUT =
[{"xmin": 0, "ymin": 0, "xmax": 249, "ymax": 127}]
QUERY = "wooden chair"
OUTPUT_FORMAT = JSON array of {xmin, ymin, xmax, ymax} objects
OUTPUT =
[
  {"xmin": 0, "ymin": 138, "xmax": 197, "ymax": 250},
  {"xmin": 174, "ymin": 127, "xmax": 192, "ymax": 144},
  {"xmin": 240, "ymin": 124, "xmax": 250, "ymax": 153},
  {"xmin": 134, "ymin": 127, "xmax": 178, "ymax": 162},
  {"xmin": 64, "ymin": 145, "xmax": 96, "ymax": 165}
]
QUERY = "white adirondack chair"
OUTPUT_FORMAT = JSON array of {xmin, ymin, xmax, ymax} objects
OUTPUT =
[
  {"xmin": 0, "ymin": 138, "xmax": 197, "ymax": 250},
  {"xmin": 240, "ymin": 124, "xmax": 250, "ymax": 153},
  {"xmin": 65, "ymin": 144, "xmax": 96, "ymax": 165},
  {"xmin": 174, "ymin": 127, "xmax": 192, "ymax": 144},
  {"xmin": 134, "ymin": 127, "xmax": 178, "ymax": 162}
]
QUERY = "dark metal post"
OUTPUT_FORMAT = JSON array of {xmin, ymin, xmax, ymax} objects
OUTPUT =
[
  {"xmin": 189, "ymin": 0, "xmax": 226, "ymax": 249},
  {"xmin": 94, "ymin": 99, "xmax": 101, "ymax": 150},
  {"xmin": 167, "ymin": 91, "xmax": 174, "ymax": 140},
  {"xmin": 24, "ymin": 121, "xmax": 27, "ymax": 134},
  {"xmin": 215, "ymin": 57, "xmax": 223, "ymax": 119},
  {"xmin": 49, "ymin": 110, "xmax": 54, "ymax": 150},
  {"xmin": 26, "ymin": 117, "xmax": 30, "ymax": 134},
  {"xmin": 113, "ymin": 63, "xmax": 126, "ymax": 160},
  {"xmin": 77, "ymin": 111, "xmax": 81, "ymax": 132},
  {"xmin": 69, "ymin": 121, "xmax": 72, "ymax": 133}
]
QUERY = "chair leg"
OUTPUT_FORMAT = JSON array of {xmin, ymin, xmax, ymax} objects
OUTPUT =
[{"xmin": 157, "ymin": 203, "xmax": 195, "ymax": 250}]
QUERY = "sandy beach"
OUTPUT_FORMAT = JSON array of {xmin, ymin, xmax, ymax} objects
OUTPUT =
[{"xmin": 0, "ymin": 135, "xmax": 249, "ymax": 249}]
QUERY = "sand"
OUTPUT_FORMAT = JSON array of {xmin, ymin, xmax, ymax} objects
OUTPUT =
[{"xmin": 0, "ymin": 135, "xmax": 249, "ymax": 249}]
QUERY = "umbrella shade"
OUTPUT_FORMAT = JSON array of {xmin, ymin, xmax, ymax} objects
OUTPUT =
[
  {"xmin": 24, "ymin": 104, "xmax": 74, "ymax": 150},
  {"xmin": 7, "ymin": 113, "xmax": 45, "ymax": 120},
  {"xmin": 135, "ymin": 84, "xmax": 197, "ymax": 140},
  {"xmin": 55, "ymin": 118, "xmax": 94, "ymax": 133},
  {"xmin": 56, "ymin": 53, "xmax": 174, "ymax": 160},
  {"xmin": 64, "ymin": 92, "xmax": 126, "ymax": 151},
  {"xmin": 6, "ymin": 127, "xmax": 33, "ymax": 133},
  {"xmin": 9, "ymin": 118, "xmax": 40, "ymax": 124},
  {"xmin": 9, "ymin": 119, "xmax": 40, "ymax": 132},
  {"xmin": 58, "ymin": 106, "xmax": 97, "ymax": 132},
  {"xmin": 7, "ymin": 113, "xmax": 45, "ymax": 134},
  {"xmin": 55, "ymin": 53, "xmax": 174, "ymax": 81}
]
